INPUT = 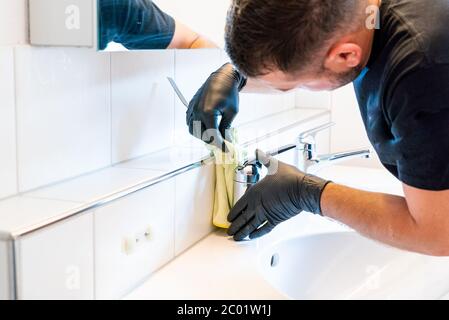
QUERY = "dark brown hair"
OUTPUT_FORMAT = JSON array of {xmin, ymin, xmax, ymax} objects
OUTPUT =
[{"xmin": 225, "ymin": 0, "xmax": 363, "ymax": 77}]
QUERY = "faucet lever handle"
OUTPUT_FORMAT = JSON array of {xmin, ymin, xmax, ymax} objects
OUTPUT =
[{"xmin": 298, "ymin": 122, "xmax": 335, "ymax": 144}]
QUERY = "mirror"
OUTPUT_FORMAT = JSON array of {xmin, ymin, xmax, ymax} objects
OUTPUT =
[
  {"xmin": 28, "ymin": 1, "xmax": 230, "ymax": 50},
  {"xmin": 98, "ymin": 0, "xmax": 231, "ymax": 51}
]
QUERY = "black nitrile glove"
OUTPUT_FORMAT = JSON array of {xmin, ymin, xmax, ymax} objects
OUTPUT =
[
  {"xmin": 186, "ymin": 63, "xmax": 247, "ymax": 150},
  {"xmin": 227, "ymin": 150, "xmax": 331, "ymax": 241}
]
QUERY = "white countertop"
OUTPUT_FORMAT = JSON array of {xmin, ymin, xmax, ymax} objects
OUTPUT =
[
  {"xmin": 125, "ymin": 165, "xmax": 404, "ymax": 300},
  {"xmin": 124, "ymin": 215, "xmax": 350, "ymax": 300},
  {"xmin": 125, "ymin": 229, "xmax": 287, "ymax": 300}
]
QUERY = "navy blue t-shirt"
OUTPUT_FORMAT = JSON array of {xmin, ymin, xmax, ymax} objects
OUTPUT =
[
  {"xmin": 354, "ymin": 0, "xmax": 449, "ymax": 191},
  {"xmin": 98, "ymin": 0, "xmax": 175, "ymax": 50}
]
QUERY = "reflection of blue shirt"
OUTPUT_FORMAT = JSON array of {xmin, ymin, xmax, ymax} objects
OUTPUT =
[
  {"xmin": 354, "ymin": 0, "xmax": 449, "ymax": 190},
  {"xmin": 98, "ymin": 0, "xmax": 175, "ymax": 50}
]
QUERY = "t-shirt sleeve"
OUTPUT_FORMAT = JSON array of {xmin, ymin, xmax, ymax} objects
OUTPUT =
[
  {"xmin": 387, "ymin": 64, "xmax": 449, "ymax": 190},
  {"xmin": 98, "ymin": 0, "xmax": 175, "ymax": 50}
]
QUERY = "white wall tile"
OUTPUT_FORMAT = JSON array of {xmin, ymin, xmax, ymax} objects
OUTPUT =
[
  {"xmin": 222, "ymin": 50, "xmax": 296, "ymax": 126},
  {"xmin": 0, "ymin": 0, "xmax": 28, "ymax": 45},
  {"xmin": 331, "ymin": 84, "xmax": 381, "ymax": 168},
  {"xmin": 236, "ymin": 93, "xmax": 291, "ymax": 126},
  {"xmin": 95, "ymin": 180, "xmax": 175, "ymax": 299},
  {"xmin": 15, "ymin": 47, "xmax": 111, "ymax": 192},
  {"xmin": 173, "ymin": 49, "xmax": 222, "ymax": 147},
  {"xmin": 111, "ymin": 50, "xmax": 175, "ymax": 163},
  {"xmin": 296, "ymin": 89, "xmax": 332, "ymax": 109},
  {"xmin": 17, "ymin": 213, "xmax": 94, "ymax": 299},
  {"xmin": 175, "ymin": 164, "xmax": 215, "ymax": 255},
  {"xmin": 283, "ymin": 91, "xmax": 296, "ymax": 109},
  {"xmin": 0, "ymin": 48, "xmax": 17, "ymax": 198}
]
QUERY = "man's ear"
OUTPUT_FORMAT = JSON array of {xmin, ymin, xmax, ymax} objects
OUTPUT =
[{"xmin": 325, "ymin": 43, "xmax": 362, "ymax": 71}]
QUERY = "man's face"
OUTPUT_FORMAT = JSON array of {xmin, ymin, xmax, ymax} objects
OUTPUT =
[{"xmin": 257, "ymin": 66, "xmax": 364, "ymax": 92}]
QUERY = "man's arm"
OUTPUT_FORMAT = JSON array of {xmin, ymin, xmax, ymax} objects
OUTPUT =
[
  {"xmin": 168, "ymin": 20, "xmax": 217, "ymax": 49},
  {"xmin": 321, "ymin": 183, "xmax": 449, "ymax": 256}
]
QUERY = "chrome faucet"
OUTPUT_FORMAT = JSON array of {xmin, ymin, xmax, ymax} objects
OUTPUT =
[
  {"xmin": 295, "ymin": 122, "xmax": 371, "ymax": 173},
  {"xmin": 233, "ymin": 123, "xmax": 371, "ymax": 204}
]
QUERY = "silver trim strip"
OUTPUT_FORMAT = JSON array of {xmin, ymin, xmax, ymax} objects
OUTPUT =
[{"xmin": 11, "ymin": 161, "xmax": 203, "ymax": 239}]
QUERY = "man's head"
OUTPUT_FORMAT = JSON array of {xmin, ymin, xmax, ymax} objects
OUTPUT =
[{"xmin": 225, "ymin": 0, "xmax": 377, "ymax": 91}]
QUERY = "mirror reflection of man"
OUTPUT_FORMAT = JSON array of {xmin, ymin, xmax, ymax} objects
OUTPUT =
[{"xmin": 98, "ymin": 0, "xmax": 216, "ymax": 50}]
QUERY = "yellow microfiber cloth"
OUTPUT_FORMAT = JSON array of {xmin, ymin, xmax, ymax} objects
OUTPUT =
[{"xmin": 208, "ymin": 131, "xmax": 245, "ymax": 229}]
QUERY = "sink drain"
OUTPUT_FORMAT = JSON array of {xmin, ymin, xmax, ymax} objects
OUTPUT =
[{"xmin": 270, "ymin": 253, "xmax": 280, "ymax": 267}]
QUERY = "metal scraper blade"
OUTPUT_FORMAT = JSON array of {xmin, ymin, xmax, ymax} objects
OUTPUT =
[{"xmin": 167, "ymin": 77, "xmax": 189, "ymax": 108}]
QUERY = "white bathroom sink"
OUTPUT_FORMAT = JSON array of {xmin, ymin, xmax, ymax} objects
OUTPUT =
[
  {"xmin": 126, "ymin": 166, "xmax": 448, "ymax": 300},
  {"xmin": 259, "ymin": 232, "xmax": 449, "ymax": 300}
]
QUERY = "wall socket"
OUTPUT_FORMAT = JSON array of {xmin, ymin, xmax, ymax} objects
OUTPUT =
[{"xmin": 122, "ymin": 226, "xmax": 152, "ymax": 256}]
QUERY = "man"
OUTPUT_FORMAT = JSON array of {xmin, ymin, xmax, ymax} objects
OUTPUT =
[
  {"xmin": 187, "ymin": 0, "xmax": 449, "ymax": 256},
  {"xmin": 98, "ymin": 0, "xmax": 216, "ymax": 50}
]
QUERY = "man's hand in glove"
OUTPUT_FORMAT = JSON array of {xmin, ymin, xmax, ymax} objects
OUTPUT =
[
  {"xmin": 186, "ymin": 63, "xmax": 247, "ymax": 150},
  {"xmin": 227, "ymin": 150, "xmax": 331, "ymax": 241}
]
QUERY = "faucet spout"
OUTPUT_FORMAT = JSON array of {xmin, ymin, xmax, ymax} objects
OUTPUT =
[
  {"xmin": 316, "ymin": 149, "xmax": 371, "ymax": 163},
  {"xmin": 296, "ymin": 122, "xmax": 372, "ymax": 173}
]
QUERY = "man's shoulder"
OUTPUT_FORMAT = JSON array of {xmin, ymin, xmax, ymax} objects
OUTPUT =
[
  {"xmin": 374, "ymin": 0, "xmax": 449, "ymax": 106},
  {"xmin": 386, "ymin": 0, "xmax": 449, "ymax": 65}
]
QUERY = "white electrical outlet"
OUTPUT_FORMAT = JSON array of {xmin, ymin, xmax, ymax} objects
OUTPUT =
[{"xmin": 122, "ymin": 226, "xmax": 152, "ymax": 256}]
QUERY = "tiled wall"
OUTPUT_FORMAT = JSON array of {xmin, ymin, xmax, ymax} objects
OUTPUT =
[
  {"xmin": 111, "ymin": 50, "xmax": 175, "ymax": 163},
  {"xmin": 330, "ymin": 84, "xmax": 382, "ymax": 168},
  {"xmin": 0, "ymin": 43, "xmax": 295, "ymax": 199},
  {"xmin": 1, "ymin": 40, "xmax": 383, "ymax": 200},
  {"xmin": 0, "ymin": 0, "xmax": 377, "ymax": 201},
  {"xmin": 15, "ymin": 47, "xmax": 111, "ymax": 191},
  {"xmin": 0, "ymin": 48, "xmax": 17, "ymax": 198},
  {"xmin": 296, "ymin": 89, "xmax": 332, "ymax": 110},
  {"xmin": 1, "ymin": 48, "xmax": 295, "ymax": 198},
  {"xmin": 0, "ymin": 0, "xmax": 296, "ymax": 199}
]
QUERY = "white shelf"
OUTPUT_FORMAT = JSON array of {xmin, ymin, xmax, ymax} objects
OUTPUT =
[
  {"xmin": 116, "ymin": 146, "xmax": 210, "ymax": 171},
  {"xmin": 0, "ymin": 108, "xmax": 329, "ymax": 239},
  {"xmin": 27, "ymin": 167, "xmax": 166, "ymax": 203},
  {"xmin": 0, "ymin": 197, "xmax": 81, "ymax": 238}
]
